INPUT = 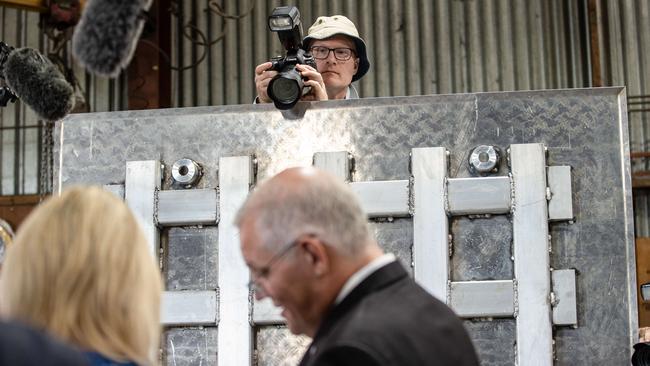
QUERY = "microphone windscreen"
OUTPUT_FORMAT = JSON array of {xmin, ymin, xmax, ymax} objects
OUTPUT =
[
  {"xmin": 72, "ymin": 0, "xmax": 153, "ymax": 78},
  {"xmin": 3, "ymin": 48, "xmax": 75, "ymax": 121}
]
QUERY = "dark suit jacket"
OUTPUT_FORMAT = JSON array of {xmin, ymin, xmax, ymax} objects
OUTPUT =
[
  {"xmin": 0, "ymin": 321, "xmax": 88, "ymax": 366},
  {"xmin": 299, "ymin": 261, "xmax": 479, "ymax": 366}
]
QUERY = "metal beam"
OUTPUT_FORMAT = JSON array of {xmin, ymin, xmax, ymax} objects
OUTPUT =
[
  {"xmin": 161, "ymin": 290, "xmax": 218, "ymax": 326},
  {"xmin": 157, "ymin": 188, "xmax": 218, "ymax": 226},
  {"xmin": 125, "ymin": 161, "xmax": 161, "ymax": 258},
  {"xmin": 313, "ymin": 151, "xmax": 351, "ymax": 181},
  {"xmin": 252, "ymin": 297, "xmax": 283, "ymax": 325},
  {"xmin": 412, "ymin": 147, "xmax": 449, "ymax": 302},
  {"xmin": 350, "ymin": 180, "xmax": 410, "ymax": 218},
  {"xmin": 552, "ymin": 269, "xmax": 578, "ymax": 326},
  {"xmin": 217, "ymin": 156, "xmax": 253, "ymax": 366},
  {"xmin": 510, "ymin": 143, "xmax": 553, "ymax": 366},
  {"xmin": 450, "ymin": 280, "xmax": 515, "ymax": 318},
  {"xmin": 447, "ymin": 176, "xmax": 512, "ymax": 215}
]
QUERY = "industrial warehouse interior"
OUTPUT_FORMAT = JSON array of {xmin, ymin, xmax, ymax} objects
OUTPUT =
[{"xmin": 0, "ymin": 1, "xmax": 649, "ymax": 365}]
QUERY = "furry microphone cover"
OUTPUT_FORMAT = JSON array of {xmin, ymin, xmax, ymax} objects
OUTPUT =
[
  {"xmin": 3, "ymin": 48, "xmax": 74, "ymax": 121},
  {"xmin": 72, "ymin": 0, "xmax": 153, "ymax": 78}
]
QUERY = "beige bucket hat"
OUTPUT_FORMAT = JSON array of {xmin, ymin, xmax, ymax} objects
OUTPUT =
[{"xmin": 303, "ymin": 15, "xmax": 370, "ymax": 82}]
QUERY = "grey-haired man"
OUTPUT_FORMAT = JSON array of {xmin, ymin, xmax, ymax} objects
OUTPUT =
[
  {"xmin": 255, "ymin": 15, "xmax": 370, "ymax": 102},
  {"xmin": 236, "ymin": 167, "xmax": 479, "ymax": 366}
]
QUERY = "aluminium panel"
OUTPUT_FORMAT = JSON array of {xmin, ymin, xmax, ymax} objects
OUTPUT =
[
  {"xmin": 157, "ymin": 188, "xmax": 218, "ymax": 226},
  {"xmin": 510, "ymin": 143, "xmax": 553, "ymax": 366},
  {"xmin": 450, "ymin": 280, "xmax": 515, "ymax": 318},
  {"xmin": 161, "ymin": 290, "xmax": 218, "ymax": 326},
  {"xmin": 55, "ymin": 88, "xmax": 636, "ymax": 365},
  {"xmin": 412, "ymin": 147, "xmax": 449, "ymax": 302},
  {"xmin": 350, "ymin": 180, "xmax": 410, "ymax": 218},
  {"xmin": 125, "ymin": 161, "xmax": 161, "ymax": 257},
  {"xmin": 217, "ymin": 156, "xmax": 253, "ymax": 366},
  {"xmin": 447, "ymin": 176, "xmax": 511, "ymax": 215},
  {"xmin": 547, "ymin": 166, "xmax": 574, "ymax": 221}
]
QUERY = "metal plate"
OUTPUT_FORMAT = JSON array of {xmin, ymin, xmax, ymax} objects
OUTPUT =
[
  {"xmin": 55, "ymin": 88, "xmax": 637, "ymax": 365},
  {"xmin": 447, "ymin": 176, "xmax": 511, "ymax": 215},
  {"xmin": 157, "ymin": 188, "xmax": 218, "ymax": 226},
  {"xmin": 161, "ymin": 290, "xmax": 218, "ymax": 326},
  {"xmin": 255, "ymin": 326, "xmax": 311, "ymax": 366},
  {"xmin": 164, "ymin": 327, "xmax": 218, "ymax": 366}
]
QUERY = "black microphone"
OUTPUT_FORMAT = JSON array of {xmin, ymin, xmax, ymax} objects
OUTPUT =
[
  {"xmin": 2, "ymin": 47, "xmax": 75, "ymax": 121},
  {"xmin": 72, "ymin": 0, "xmax": 153, "ymax": 78}
]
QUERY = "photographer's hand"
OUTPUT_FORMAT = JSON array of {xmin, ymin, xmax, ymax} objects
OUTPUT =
[
  {"xmin": 254, "ymin": 62, "xmax": 277, "ymax": 103},
  {"xmin": 297, "ymin": 64, "xmax": 328, "ymax": 101}
]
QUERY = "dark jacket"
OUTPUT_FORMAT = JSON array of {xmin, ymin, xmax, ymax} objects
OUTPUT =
[
  {"xmin": 85, "ymin": 352, "xmax": 137, "ymax": 366},
  {"xmin": 299, "ymin": 261, "xmax": 480, "ymax": 366},
  {"xmin": 0, "ymin": 321, "xmax": 88, "ymax": 366}
]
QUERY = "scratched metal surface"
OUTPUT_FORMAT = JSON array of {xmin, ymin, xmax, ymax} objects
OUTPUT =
[{"xmin": 55, "ymin": 88, "xmax": 635, "ymax": 365}]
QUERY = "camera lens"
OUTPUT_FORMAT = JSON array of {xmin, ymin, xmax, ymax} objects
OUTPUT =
[
  {"xmin": 267, "ymin": 67, "xmax": 304, "ymax": 109},
  {"xmin": 270, "ymin": 77, "xmax": 300, "ymax": 103}
]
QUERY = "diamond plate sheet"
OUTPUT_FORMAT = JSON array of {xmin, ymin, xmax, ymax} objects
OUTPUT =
[
  {"xmin": 55, "ymin": 89, "xmax": 636, "ymax": 365},
  {"xmin": 164, "ymin": 327, "xmax": 218, "ymax": 366},
  {"xmin": 255, "ymin": 326, "xmax": 311, "ymax": 366}
]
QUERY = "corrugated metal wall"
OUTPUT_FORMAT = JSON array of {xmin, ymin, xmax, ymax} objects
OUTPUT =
[
  {"xmin": 2, "ymin": 0, "xmax": 650, "ymax": 236},
  {"xmin": 0, "ymin": 6, "xmax": 126, "ymax": 196},
  {"xmin": 602, "ymin": 0, "xmax": 650, "ymax": 236},
  {"xmin": 170, "ymin": 0, "xmax": 591, "ymax": 107},
  {"xmin": 0, "ymin": 7, "xmax": 42, "ymax": 195}
]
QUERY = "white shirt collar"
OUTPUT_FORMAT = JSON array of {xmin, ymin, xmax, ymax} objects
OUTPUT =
[{"xmin": 335, "ymin": 253, "xmax": 396, "ymax": 305}]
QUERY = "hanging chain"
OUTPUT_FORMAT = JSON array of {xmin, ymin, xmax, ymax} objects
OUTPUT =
[{"xmin": 39, "ymin": 120, "xmax": 54, "ymax": 200}]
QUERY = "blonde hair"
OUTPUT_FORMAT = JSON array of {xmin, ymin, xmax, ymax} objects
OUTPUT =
[{"xmin": 0, "ymin": 186, "xmax": 162, "ymax": 365}]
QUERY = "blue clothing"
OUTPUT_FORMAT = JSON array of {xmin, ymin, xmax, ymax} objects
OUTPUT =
[{"xmin": 85, "ymin": 352, "xmax": 137, "ymax": 366}]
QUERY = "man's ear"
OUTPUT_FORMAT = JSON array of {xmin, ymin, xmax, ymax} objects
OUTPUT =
[
  {"xmin": 301, "ymin": 236, "xmax": 330, "ymax": 277},
  {"xmin": 354, "ymin": 58, "xmax": 359, "ymax": 73}
]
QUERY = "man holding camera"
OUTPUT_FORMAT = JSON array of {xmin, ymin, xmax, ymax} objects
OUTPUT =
[{"xmin": 255, "ymin": 15, "xmax": 370, "ymax": 103}]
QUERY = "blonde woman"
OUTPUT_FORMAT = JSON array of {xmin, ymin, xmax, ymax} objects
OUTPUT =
[{"xmin": 0, "ymin": 186, "xmax": 162, "ymax": 366}]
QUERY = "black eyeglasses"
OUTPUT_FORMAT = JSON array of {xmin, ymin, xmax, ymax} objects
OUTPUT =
[
  {"xmin": 247, "ymin": 238, "xmax": 300, "ymax": 293},
  {"xmin": 309, "ymin": 46, "xmax": 356, "ymax": 61}
]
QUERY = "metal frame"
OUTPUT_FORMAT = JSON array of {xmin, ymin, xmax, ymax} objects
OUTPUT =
[{"xmin": 217, "ymin": 156, "xmax": 254, "ymax": 366}]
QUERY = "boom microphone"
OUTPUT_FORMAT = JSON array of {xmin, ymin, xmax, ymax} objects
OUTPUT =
[
  {"xmin": 72, "ymin": 0, "xmax": 153, "ymax": 78},
  {"xmin": 2, "ymin": 48, "xmax": 75, "ymax": 121}
]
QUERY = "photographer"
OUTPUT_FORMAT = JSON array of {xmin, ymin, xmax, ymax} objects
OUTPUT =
[{"xmin": 255, "ymin": 15, "xmax": 370, "ymax": 103}]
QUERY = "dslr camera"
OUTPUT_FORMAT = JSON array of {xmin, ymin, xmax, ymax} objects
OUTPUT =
[
  {"xmin": 267, "ymin": 6, "xmax": 317, "ymax": 110},
  {"xmin": 0, "ymin": 42, "xmax": 17, "ymax": 107}
]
